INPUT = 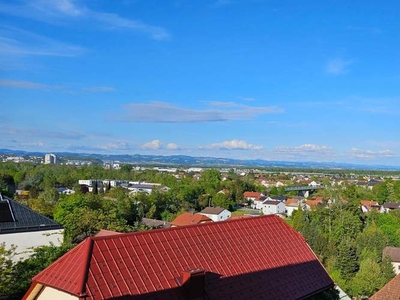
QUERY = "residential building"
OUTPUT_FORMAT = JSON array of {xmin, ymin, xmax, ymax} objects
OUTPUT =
[
  {"xmin": 23, "ymin": 215, "xmax": 335, "ymax": 300},
  {"xmin": 285, "ymin": 198, "xmax": 301, "ymax": 217},
  {"xmin": 0, "ymin": 194, "xmax": 63, "ymax": 261},
  {"xmin": 44, "ymin": 153, "xmax": 57, "ymax": 164},
  {"xmin": 382, "ymin": 202, "xmax": 400, "ymax": 213},
  {"xmin": 383, "ymin": 246, "xmax": 400, "ymax": 275},
  {"xmin": 198, "ymin": 207, "xmax": 231, "ymax": 222},
  {"xmin": 261, "ymin": 199, "xmax": 286, "ymax": 215},
  {"xmin": 170, "ymin": 212, "xmax": 213, "ymax": 227},
  {"xmin": 360, "ymin": 200, "xmax": 381, "ymax": 214}
]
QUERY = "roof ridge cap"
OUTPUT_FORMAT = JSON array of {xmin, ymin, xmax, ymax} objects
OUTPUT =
[{"xmin": 77, "ymin": 237, "xmax": 94, "ymax": 297}]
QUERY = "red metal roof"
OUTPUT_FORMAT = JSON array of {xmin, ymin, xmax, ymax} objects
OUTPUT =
[{"xmin": 28, "ymin": 215, "xmax": 334, "ymax": 300}]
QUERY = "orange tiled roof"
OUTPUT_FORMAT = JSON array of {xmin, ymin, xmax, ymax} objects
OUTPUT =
[
  {"xmin": 243, "ymin": 191, "xmax": 261, "ymax": 198},
  {"xmin": 360, "ymin": 200, "xmax": 379, "ymax": 211},
  {"xmin": 370, "ymin": 273, "xmax": 400, "ymax": 300},
  {"xmin": 286, "ymin": 199, "xmax": 299, "ymax": 206},
  {"xmin": 170, "ymin": 212, "xmax": 212, "ymax": 226}
]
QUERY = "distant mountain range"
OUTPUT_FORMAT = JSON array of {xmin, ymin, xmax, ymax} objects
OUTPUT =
[{"xmin": 1, "ymin": 148, "xmax": 400, "ymax": 171}]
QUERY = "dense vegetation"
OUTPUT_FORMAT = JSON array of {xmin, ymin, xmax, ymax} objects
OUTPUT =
[{"xmin": 1, "ymin": 161, "xmax": 400, "ymax": 298}]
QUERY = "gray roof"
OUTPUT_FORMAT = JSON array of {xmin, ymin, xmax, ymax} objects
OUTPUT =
[
  {"xmin": 200, "ymin": 207, "xmax": 226, "ymax": 215},
  {"xmin": 383, "ymin": 202, "xmax": 400, "ymax": 209},
  {"xmin": 383, "ymin": 246, "xmax": 400, "ymax": 262},
  {"xmin": 0, "ymin": 195, "xmax": 62, "ymax": 234}
]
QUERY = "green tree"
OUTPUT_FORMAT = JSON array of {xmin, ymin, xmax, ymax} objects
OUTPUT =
[
  {"xmin": 0, "ymin": 242, "xmax": 16, "ymax": 296},
  {"xmin": 212, "ymin": 192, "xmax": 233, "ymax": 210},
  {"xmin": 336, "ymin": 238, "xmax": 359, "ymax": 281},
  {"xmin": 199, "ymin": 169, "xmax": 221, "ymax": 195},
  {"xmin": 350, "ymin": 259, "xmax": 384, "ymax": 297},
  {"xmin": 380, "ymin": 255, "xmax": 395, "ymax": 284},
  {"xmin": 356, "ymin": 222, "xmax": 388, "ymax": 262},
  {"xmin": 11, "ymin": 242, "xmax": 74, "ymax": 297}
]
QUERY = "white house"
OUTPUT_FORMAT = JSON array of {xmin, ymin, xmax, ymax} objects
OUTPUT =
[
  {"xmin": 285, "ymin": 199, "xmax": 301, "ymax": 217},
  {"xmin": 199, "ymin": 207, "xmax": 231, "ymax": 222},
  {"xmin": 261, "ymin": 200, "xmax": 286, "ymax": 215},
  {"xmin": 0, "ymin": 195, "xmax": 63, "ymax": 262},
  {"xmin": 383, "ymin": 247, "xmax": 400, "ymax": 275}
]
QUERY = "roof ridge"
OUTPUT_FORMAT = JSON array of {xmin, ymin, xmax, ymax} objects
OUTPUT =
[
  {"xmin": 91, "ymin": 215, "xmax": 278, "ymax": 241},
  {"xmin": 77, "ymin": 237, "xmax": 94, "ymax": 297}
]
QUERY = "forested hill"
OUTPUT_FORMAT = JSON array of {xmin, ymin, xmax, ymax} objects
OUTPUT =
[{"xmin": 1, "ymin": 148, "xmax": 400, "ymax": 171}]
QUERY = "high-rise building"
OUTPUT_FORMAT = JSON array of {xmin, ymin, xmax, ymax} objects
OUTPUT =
[{"xmin": 44, "ymin": 153, "xmax": 57, "ymax": 164}]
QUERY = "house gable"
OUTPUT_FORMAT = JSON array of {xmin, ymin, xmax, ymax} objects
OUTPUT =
[{"xmin": 26, "ymin": 216, "xmax": 334, "ymax": 300}]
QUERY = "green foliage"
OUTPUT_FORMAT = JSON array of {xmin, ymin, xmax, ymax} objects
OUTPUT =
[
  {"xmin": 356, "ymin": 222, "xmax": 388, "ymax": 262},
  {"xmin": 11, "ymin": 242, "xmax": 74, "ymax": 297},
  {"xmin": 336, "ymin": 238, "xmax": 359, "ymax": 281},
  {"xmin": 349, "ymin": 259, "xmax": 383, "ymax": 297},
  {"xmin": 0, "ymin": 243, "xmax": 16, "ymax": 296},
  {"xmin": 212, "ymin": 192, "xmax": 233, "ymax": 209},
  {"xmin": 54, "ymin": 193, "xmax": 131, "ymax": 241}
]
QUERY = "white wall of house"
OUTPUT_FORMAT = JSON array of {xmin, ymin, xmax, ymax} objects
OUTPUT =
[
  {"xmin": 261, "ymin": 202, "xmax": 285, "ymax": 215},
  {"xmin": 37, "ymin": 286, "xmax": 77, "ymax": 300},
  {"xmin": 201, "ymin": 210, "xmax": 231, "ymax": 222},
  {"xmin": 286, "ymin": 205, "xmax": 299, "ymax": 217},
  {"xmin": 392, "ymin": 262, "xmax": 400, "ymax": 275},
  {"xmin": 2, "ymin": 229, "xmax": 63, "ymax": 262},
  {"xmin": 252, "ymin": 200, "xmax": 264, "ymax": 210}
]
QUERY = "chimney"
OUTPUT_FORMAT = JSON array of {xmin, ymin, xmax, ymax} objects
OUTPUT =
[{"xmin": 178, "ymin": 268, "xmax": 206, "ymax": 299}]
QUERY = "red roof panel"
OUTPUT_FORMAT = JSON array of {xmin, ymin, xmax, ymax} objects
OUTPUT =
[{"xmin": 30, "ymin": 215, "xmax": 334, "ymax": 300}]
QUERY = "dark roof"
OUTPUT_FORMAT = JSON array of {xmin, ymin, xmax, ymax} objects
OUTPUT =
[
  {"xmin": 262, "ymin": 200, "xmax": 282, "ymax": 205},
  {"xmin": 383, "ymin": 202, "xmax": 400, "ymax": 209},
  {"xmin": 370, "ymin": 273, "xmax": 400, "ymax": 300},
  {"xmin": 141, "ymin": 217, "xmax": 171, "ymax": 228},
  {"xmin": 199, "ymin": 207, "xmax": 226, "ymax": 215},
  {"xmin": 27, "ymin": 215, "xmax": 334, "ymax": 300},
  {"xmin": 383, "ymin": 246, "xmax": 400, "ymax": 262},
  {"xmin": 0, "ymin": 196, "xmax": 62, "ymax": 234}
]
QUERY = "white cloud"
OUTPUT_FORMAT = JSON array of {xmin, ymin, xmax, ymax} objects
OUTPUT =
[
  {"xmin": 82, "ymin": 86, "xmax": 116, "ymax": 92},
  {"xmin": 200, "ymin": 140, "xmax": 263, "ymax": 150},
  {"xmin": 166, "ymin": 143, "xmax": 179, "ymax": 150},
  {"xmin": 349, "ymin": 147, "xmax": 395, "ymax": 159},
  {"xmin": 274, "ymin": 144, "xmax": 332, "ymax": 156},
  {"xmin": 0, "ymin": 0, "xmax": 169, "ymax": 40},
  {"xmin": 98, "ymin": 142, "xmax": 129, "ymax": 150},
  {"xmin": 120, "ymin": 101, "xmax": 283, "ymax": 123},
  {"xmin": 142, "ymin": 140, "xmax": 163, "ymax": 150},
  {"xmin": 0, "ymin": 79, "xmax": 47, "ymax": 89},
  {"xmin": 0, "ymin": 79, "xmax": 116, "ymax": 94},
  {"xmin": 0, "ymin": 125, "xmax": 86, "ymax": 140},
  {"xmin": 0, "ymin": 26, "xmax": 85, "ymax": 57},
  {"xmin": 326, "ymin": 58, "xmax": 353, "ymax": 75}
]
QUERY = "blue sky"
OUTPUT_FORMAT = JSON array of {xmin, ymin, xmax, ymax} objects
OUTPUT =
[{"xmin": 0, "ymin": 0, "xmax": 399, "ymax": 166}]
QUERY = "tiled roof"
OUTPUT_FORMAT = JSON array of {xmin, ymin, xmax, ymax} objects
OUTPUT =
[
  {"xmin": 286, "ymin": 199, "xmax": 299, "ymax": 206},
  {"xmin": 199, "ymin": 207, "xmax": 226, "ymax": 215},
  {"xmin": 243, "ymin": 191, "xmax": 261, "ymax": 198},
  {"xmin": 95, "ymin": 229, "xmax": 122, "ymax": 237},
  {"xmin": 360, "ymin": 200, "xmax": 379, "ymax": 211},
  {"xmin": 370, "ymin": 273, "xmax": 400, "ymax": 300},
  {"xmin": 170, "ymin": 212, "xmax": 212, "ymax": 226},
  {"xmin": 27, "ymin": 215, "xmax": 334, "ymax": 300},
  {"xmin": 306, "ymin": 199, "xmax": 323, "ymax": 208},
  {"xmin": 0, "ymin": 196, "xmax": 62, "ymax": 234},
  {"xmin": 383, "ymin": 246, "xmax": 400, "ymax": 262}
]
